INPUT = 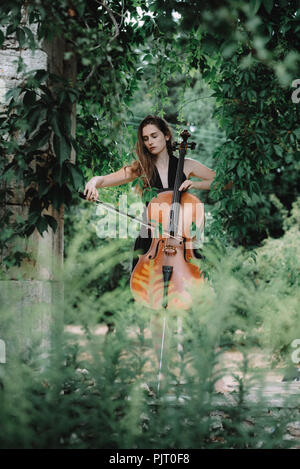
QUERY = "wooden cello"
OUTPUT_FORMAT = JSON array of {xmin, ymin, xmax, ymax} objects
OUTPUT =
[{"xmin": 130, "ymin": 130, "xmax": 205, "ymax": 310}]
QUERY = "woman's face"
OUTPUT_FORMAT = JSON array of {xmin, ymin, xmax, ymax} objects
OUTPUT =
[{"xmin": 142, "ymin": 124, "xmax": 169, "ymax": 156}]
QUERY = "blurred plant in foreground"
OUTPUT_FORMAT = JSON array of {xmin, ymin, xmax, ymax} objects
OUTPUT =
[{"xmin": 0, "ymin": 198, "xmax": 299, "ymax": 448}]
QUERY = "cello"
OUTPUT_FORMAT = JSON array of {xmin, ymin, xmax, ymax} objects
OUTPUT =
[
  {"xmin": 79, "ymin": 130, "xmax": 206, "ymax": 310},
  {"xmin": 130, "ymin": 130, "xmax": 205, "ymax": 310}
]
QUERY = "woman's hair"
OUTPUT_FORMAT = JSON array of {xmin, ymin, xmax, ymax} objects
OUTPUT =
[{"xmin": 127, "ymin": 115, "xmax": 174, "ymax": 193}]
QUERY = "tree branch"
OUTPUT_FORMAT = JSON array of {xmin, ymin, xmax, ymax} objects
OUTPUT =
[{"xmin": 97, "ymin": 0, "xmax": 119, "ymax": 42}]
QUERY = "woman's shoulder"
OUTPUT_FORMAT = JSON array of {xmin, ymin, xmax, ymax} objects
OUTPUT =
[{"xmin": 182, "ymin": 158, "xmax": 200, "ymax": 178}]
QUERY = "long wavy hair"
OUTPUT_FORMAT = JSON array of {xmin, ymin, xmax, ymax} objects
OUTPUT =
[{"xmin": 128, "ymin": 115, "xmax": 174, "ymax": 193}]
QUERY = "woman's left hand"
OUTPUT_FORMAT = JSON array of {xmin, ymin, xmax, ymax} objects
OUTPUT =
[{"xmin": 179, "ymin": 180, "xmax": 197, "ymax": 191}]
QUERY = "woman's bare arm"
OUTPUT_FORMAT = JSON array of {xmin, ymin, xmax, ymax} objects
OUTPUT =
[
  {"xmin": 84, "ymin": 166, "xmax": 136, "ymax": 200},
  {"xmin": 180, "ymin": 158, "xmax": 232, "ymax": 191},
  {"xmin": 185, "ymin": 158, "xmax": 216, "ymax": 180},
  {"xmin": 179, "ymin": 158, "xmax": 216, "ymax": 191}
]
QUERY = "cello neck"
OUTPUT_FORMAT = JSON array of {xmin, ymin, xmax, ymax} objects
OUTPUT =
[
  {"xmin": 168, "ymin": 144, "xmax": 186, "ymax": 236},
  {"xmin": 173, "ymin": 148, "xmax": 185, "ymax": 204},
  {"xmin": 168, "ymin": 129, "xmax": 196, "ymax": 237}
]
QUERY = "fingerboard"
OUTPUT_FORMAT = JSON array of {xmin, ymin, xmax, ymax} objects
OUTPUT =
[{"xmin": 168, "ymin": 150, "xmax": 185, "ymax": 236}]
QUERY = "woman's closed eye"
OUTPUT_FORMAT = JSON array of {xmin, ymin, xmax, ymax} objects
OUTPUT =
[{"xmin": 143, "ymin": 134, "xmax": 158, "ymax": 141}]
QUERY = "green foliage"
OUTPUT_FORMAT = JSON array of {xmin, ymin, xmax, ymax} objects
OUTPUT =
[
  {"xmin": 1, "ymin": 71, "xmax": 83, "ymax": 267},
  {"xmin": 1, "ymin": 0, "xmax": 300, "ymax": 449},
  {"xmin": 0, "ymin": 202, "xmax": 299, "ymax": 448},
  {"xmin": 205, "ymin": 51, "xmax": 300, "ymax": 246},
  {"xmin": 0, "ymin": 0, "xmax": 155, "ymax": 267},
  {"xmin": 64, "ymin": 197, "xmax": 134, "ymax": 322},
  {"xmin": 1, "ymin": 0, "xmax": 300, "ymax": 266},
  {"xmin": 149, "ymin": 0, "xmax": 300, "ymax": 246}
]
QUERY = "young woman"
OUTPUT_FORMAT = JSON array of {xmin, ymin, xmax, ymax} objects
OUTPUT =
[
  {"xmin": 84, "ymin": 115, "xmax": 218, "ymax": 391},
  {"xmin": 83, "ymin": 115, "xmax": 216, "ymax": 271}
]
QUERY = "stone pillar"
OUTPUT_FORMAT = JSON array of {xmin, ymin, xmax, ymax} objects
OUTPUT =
[{"xmin": 0, "ymin": 22, "xmax": 76, "ymax": 361}]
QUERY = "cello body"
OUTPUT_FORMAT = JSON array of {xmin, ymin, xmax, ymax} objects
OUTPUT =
[{"xmin": 130, "ymin": 190, "xmax": 205, "ymax": 310}]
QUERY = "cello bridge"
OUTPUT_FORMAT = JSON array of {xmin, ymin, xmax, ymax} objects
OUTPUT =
[{"xmin": 163, "ymin": 245, "xmax": 177, "ymax": 256}]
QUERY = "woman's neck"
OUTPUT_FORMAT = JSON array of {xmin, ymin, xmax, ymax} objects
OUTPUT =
[{"xmin": 155, "ymin": 148, "xmax": 169, "ymax": 167}]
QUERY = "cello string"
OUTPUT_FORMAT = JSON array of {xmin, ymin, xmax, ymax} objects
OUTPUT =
[{"xmin": 172, "ymin": 143, "xmax": 186, "ymax": 236}]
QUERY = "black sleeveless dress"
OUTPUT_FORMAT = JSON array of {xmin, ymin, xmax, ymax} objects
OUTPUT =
[{"xmin": 131, "ymin": 154, "xmax": 202, "ymax": 272}]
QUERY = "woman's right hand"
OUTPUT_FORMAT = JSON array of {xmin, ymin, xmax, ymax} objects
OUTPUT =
[{"xmin": 83, "ymin": 177, "xmax": 100, "ymax": 201}]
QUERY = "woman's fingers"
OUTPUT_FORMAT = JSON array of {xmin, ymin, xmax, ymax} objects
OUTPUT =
[
  {"xmin": 89, "ymin": 189, "xmax": 99, "ymax": 201},
  {"xmin": 83, "ymin": 183, "xmax": 91, "ymax": 197},
  {"xmin": 83, "ymin": 186, "xmax": 91, "ymax": 199},
  {"xmin": 179, "ymin": 180, "xmax": 192, "ymax": 191},
  {"xmin": 83, "ymin": 183, "xmax": 98, "ymax": 201}
]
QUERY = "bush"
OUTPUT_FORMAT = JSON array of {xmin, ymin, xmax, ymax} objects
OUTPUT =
[{"xmin": 0, "ymin": 199, "xmax": 299, "ymax": 449}]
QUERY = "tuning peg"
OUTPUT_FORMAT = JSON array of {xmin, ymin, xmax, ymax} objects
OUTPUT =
[{"xmin": 171, "ymin": 141, "xmax": 196, "ymax": 151}]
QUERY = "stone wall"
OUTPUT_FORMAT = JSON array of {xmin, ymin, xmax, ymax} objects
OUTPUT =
[{"xmin": 0, "ymin": 21, "xmax": 76, "ymax": 360}]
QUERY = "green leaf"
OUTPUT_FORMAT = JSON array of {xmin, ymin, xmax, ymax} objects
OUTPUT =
[
  {"xmin": 36, "ymin": 216, "xmax": 49, "ymax": 235},
  {"xmin": 142, "ymin": 54, "xmax": 153, "ymax": 62},
  {"xmin": 81, "ymin": 57, "xmax": 91, "ymax": 66},
  {"xmin": 67, "ymin": 89, "xmax": 78, "ymax": 103},
  {"xmin": 48, "ymin": 184, "xmax": 64, "ymax": 210},
  {"xmin": 250, "ymin": 0, "xmax": 262, "ymax": 14},
  {"xmin": 23, "ymin": 90, "xmax": 36, "ymax": 107},
  {"xmin": 69, "ymin": 164, "xmax": 83, "ymax": 190},
  {"xmin": 237, "ymin": 166, "xmax": 245, "ymax": 178},
  {"xmin": 16, "ymin": 27, "xmax": 26, "ymax": 47},
  {"xmin": 49, "ymin": 111, "xmax": 62, "ymax": 137},
  {"xmin": 53, "ymin": 134, "xmax": 71, "ymax": 164},
  {"xmin": 26, "ymin": 106, "xmax": 46, "ymax": 132},
  {"xmin": 38, "ymin": 181, "xmax": 50, "ymax": 198},
  {"xmin": 24, "ymin": 224, "xmax": 35, "ymax": 237},
  {"xmin": 34, "ymin": 70, "xmax": 49, "ymax": 83},
  {"xmin": 44, "ymin": 215, "xmax": 58, "ymax": 233},
  {"xmin": 56, "ymin": 92, "xmax": 65, "ymax": 107},
  {"xmin": 27, "ymin": 132, "xmax": 50, "ymax": 153},
  {"xmin": 293, "ymin": 128, "xmax": 300, "ymax": 139},
  {"xmin": 0, "ymin": 30, "xmax": 4, "ymax": 47},
  {"xmin": 60, "ymin": 111, "xmax": 71, "ymax": 135},
  {"xmin": 274, "ymin": 144, "xmax": 283, "ymax": 157},
  {"xmin": 28, "ymin": 212, "xmax": 40, "ymax": 226},
  {"xmin": 6, "ymin": 24, "xmax": 16, "ymax": 35},
  {"xmin": 40, "ymin": 85, "xmax": 53, "ymax": 100},
  {"xmin": 263, "ymin": 0, "xmax": 273, "ymax": 14},
  {"xmin": 76, "ymin": 2, "xmax": 86, "ymax": 16},
  {"xmin": 5, "ymin": 86, "xmax": 21, "ymax": 101},
  {"xmin": 23, "ymin": 26, "xmax": 35, "ymax": 47}
]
